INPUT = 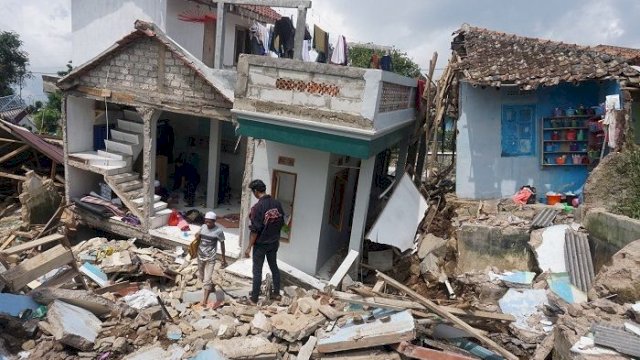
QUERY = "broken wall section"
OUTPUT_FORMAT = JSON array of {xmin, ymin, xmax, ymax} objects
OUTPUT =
[{"xmin": 19, "ymin": 172, "xmax": 62, "ymax": 225}]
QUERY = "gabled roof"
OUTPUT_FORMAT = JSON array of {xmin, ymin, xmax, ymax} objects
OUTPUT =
[
  {"xmin": 451, "ymin": 24, "xmax": 640, "ymax": 89},
  {"xmin": 0, "ymin": 95, "xmax": 28, "ymax": 124},
  {"xmin": 58, "ymin": 20, "xmax": 236, "ymax": 102},
  {"xmin": 236, "ymin": 5, "xmax": 282, "ymax": 23}
]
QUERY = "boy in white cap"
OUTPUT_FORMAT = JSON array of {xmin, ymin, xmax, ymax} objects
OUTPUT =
[{"xmin": 195, "ymin": 211, "xmax": 227, "ymax": 307}]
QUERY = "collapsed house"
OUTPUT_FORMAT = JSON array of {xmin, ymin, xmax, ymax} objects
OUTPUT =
[
  {"xmin": 450, "ymin": 24, "xmax": 640, "ymax": 200},
  {"xmin": 57, "ymin": 0, "xmax": 418, "ymax": 276}
]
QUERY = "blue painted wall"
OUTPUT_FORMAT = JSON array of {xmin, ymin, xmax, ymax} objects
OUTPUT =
[{"xmin": 456, "ymin": 80, "xmax": 620, "ymax": 199}]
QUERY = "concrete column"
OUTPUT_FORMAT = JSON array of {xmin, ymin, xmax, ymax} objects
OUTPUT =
[
  {"xmin": 293, "ymin": 6, "xmax": 307, "ymax": 60},
  {"xmin": 206, "ymin": 119, "xmax": 221, "ymax": 208},
  {"xmin": 214, "ymin": 2, "xmax": 226, "ymax": 69},
  {"xmin": 396, "ymin": 132, "xmax": 410, "ymax": 180},
  {"xmin": 61, "ymin": 95, "xmax": 70, "ymax": 204},
  {"xmin": 140, "ymin": 107, "xmax": 160, "ymax": 229},
  {"xmin": 348, "ymin": 155, "xmax": 377, "ymax": 254}
]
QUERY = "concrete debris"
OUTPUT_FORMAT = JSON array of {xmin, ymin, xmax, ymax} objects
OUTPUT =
[
  {"xmin": 123, "ymin": 289, "xmax": 159, "ymax": 310},
  {"xmin": 591, "ymin": 238, "xmax": 640, "ymax": 303},
  {"xmin": 19, "ymin": 172, "xmax": 62, "ymax": 225},
  {"xmin": 47, "ymin": 300, "xmax": 102, "ymax": 350},
  {"xmin": 0, "ymin": 293, "xmax": 40, "ymax": 317},
  {"xmin": 30, "ymin": 287, "xmax": 129, "ymax": 316},
  {"xmin": 207, "ymin": 336, "xmax": 279, "ymax": 359},
  {"xmin": 250, "ymin": 311, "xmax": 272, "ymax": 333},
  {"xmin": 417, "ymin": 233, "xmax": 447, "ymax": 259}
]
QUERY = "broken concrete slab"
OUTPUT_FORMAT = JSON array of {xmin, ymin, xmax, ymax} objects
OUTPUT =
[
  {"xmin": 19, "ymin": 172, "xmax": 62, "ymax": 225},
  {"xmin": 548, "ymin": 273, "xmax": 587, "ymax": 304},
  {"xmin": 297, "ymin": 336, "xmax": 317, "ymax": 360},
  {"xmin": 100, "ymin": 250, "xmax": 135, "ymax": 273},
  {"xmin": 529, "ymin": 225, "xmax": 570, "ymax": 273},
  {"xmin": 79, "ymin": 262, "xmax": 109, "ymax": 287},
  {"xmin": 318, "ymin": 348, "xmax": 401, "ymax": 359},
  {"xmin": 192, "ymin": 348, "xmax": 225, "ymax": 360},
  {"xmin": 591, "ymin": 239, "xmax": 640, "ymax": 303},
  {"xmin": 366, "ymin": 174, "xmax": 428, "ymax": 252},
  {"xmin": 417, "ymin": 233, "xmax": 447, "ymax": 259},
  {"xmin": 0, "ymin": 293, "xmax": 40, "ymax": 317},
  {"xmin": 328, "ymin": 250, "xmax": 359, "ymax": 289},
  {"xmin": 206, "ymin": 336, "xmax": 279, "ymax": 359},
  {"xmin": 47, "ymin": 300, "xmax": 102, "ymax": 351},
  {"xmin": 318, "ymin": 305, "xmax": 342, "ymax": 321},
  {"xmin": 317, "ymin": 309, "xmax": 416, "ymax": 353},
  {"xmin": 271, "ymin": 313, "xmax": 325, "ymax": 342},
  {"xmin": 457, "ymin": 223, "xmax": 532, "ymax": 272}
]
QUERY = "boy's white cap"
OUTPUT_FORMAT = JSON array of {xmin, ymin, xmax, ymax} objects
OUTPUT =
[{"xmin": 204, "ymin": 211, "xmax": 217, "ymax": 220}]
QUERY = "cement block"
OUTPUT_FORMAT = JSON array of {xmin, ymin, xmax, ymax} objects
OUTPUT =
[
  {"xmin": 292, "ymin": 92, "xmax": 327, "ymax": 108},
  {"xmin": 206, "ymin": 336, "xmax": 279, "ymax": 359},
  {"xmin": 278, "ymin": 69, "xmax": 313, "ymax": 81},
  {"xmin": 330, "ymin": 97, "xmax": 361, "ymax": 114},
  {"xmin": 47, "ymin": 300, "xmax": 102, "ymax": 350},
  {"xmin": 258, "ymin": 88, "xmax": 294, "ymax": 104},
  {"xmin": 456, "ymin": 224, "xmax": 532, "ymax": 272},
  {"xmin": 248, "ymin": 72, "xmax": 276, "ymax": 87}
]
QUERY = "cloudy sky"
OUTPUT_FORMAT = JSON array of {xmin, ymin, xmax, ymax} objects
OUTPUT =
[{"xmin": 2, "ymin": 0, "xmax": 640, "ymax": 101}]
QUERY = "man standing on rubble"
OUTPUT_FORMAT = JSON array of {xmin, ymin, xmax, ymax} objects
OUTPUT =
[
  {"xmin": 245, "ymin": 179, "xmax": 284, "ymax": 304},
  {"xmin": 196, "ymin": 211, "xmax": 227, "ymax": 308}
]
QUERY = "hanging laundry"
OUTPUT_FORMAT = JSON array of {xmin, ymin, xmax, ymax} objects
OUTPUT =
[
  {"xmin": 272, "ymin": 17, "xmax": 295, "ymax": 58},
  {"xmin": 249, "ymin": 23, "xmax": 266, "ymax": 55},
  {"xmin": 331, "ymin": 35, "xmax": 348, "ymax": 66},
  {"xmin": 380, "ymin": 53, "xmax": 393, "ymax": 71},
  {"xmin": 302, "ymin": 40, "xmax": 311, "ymax": 62},
  {"xmin": 313, "ymin": 25, "xmax": 330, "ymax": 63},
  {"xmin": 603, "ymin": 95, "xmax": 620, "ymax": 148}
]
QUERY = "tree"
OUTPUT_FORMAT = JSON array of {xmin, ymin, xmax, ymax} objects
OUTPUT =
[
  {"xmin": 0, "ymin": 31, "xmax": 30, "ymax": 96},
  {"xmin": 30, "ymin": 62, "xmax": 72, "ymax": 136},
  {"xmin": 348, "ymin": 46, "xmax": 421, "ymax": 78}
]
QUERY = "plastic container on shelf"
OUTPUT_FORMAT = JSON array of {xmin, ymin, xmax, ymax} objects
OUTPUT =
[
  {"xmin": 546, "ymin": 193, "xmax": 562, "ymax": 205},
  {"xmin": 554, "ymin": 107, "xmax": 565, "ymax": 117},
  {"xmin": 566, "ymin": 107, "xmax": 576, "ymax": 116},
  {"xmin": 556, "ymin": 155, "xmax": 566, "ymax": 165},
  {"xmin": 566, "ymin": 129, "xmax": 577, "ymax": 141}
]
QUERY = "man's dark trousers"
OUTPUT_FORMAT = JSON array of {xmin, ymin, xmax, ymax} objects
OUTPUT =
[{"xmin": 251, "ymin": 241, "xmax": 281, "ymax": 302}]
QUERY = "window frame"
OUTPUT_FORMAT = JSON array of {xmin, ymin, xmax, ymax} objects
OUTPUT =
[{"xmin": 501, "ymin": 104, "xmax": 537, "ymax": 157}]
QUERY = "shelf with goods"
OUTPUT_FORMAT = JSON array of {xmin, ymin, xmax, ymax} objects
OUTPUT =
[{"xmin": 541, "ymin": 115, "xmax": 602, "ymax": 167}]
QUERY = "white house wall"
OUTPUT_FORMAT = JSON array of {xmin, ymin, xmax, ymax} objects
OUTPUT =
[
  {"xmin": 67, "ymin": 167, "xmax": 104, "ymax": 200},
  {"xmin": 72, "ymin": 0, "xmax": 168, "ymax": 65},
  {"xmin": 251, "ymin": 140, "xmax": 331, "ymax": 275},
  {"xmin": 66, "ymin": 96, "xmax": 95, "ymax": 153},
  {"xmin": 165, "ymin": 0, "xmax": 205, "ymax": 60}
]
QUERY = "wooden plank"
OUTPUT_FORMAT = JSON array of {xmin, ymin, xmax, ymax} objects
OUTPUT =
[
  {"xmin": 440, "ymin": 306, "xmax": 516, "ymax": 322},
  {"xmin": 376, "ymin": 271, "xmax": 519, "ymax": 360},
  {"xmin": 94, "ymin": 281, "xmax": 132, "ymax": 295},
  {"xmin": 76, "ymin": 85, "xmax": 111, "ymax": 98},
  {"xmin": 0, "ymin": 138, "xmax": 22, "ymax": 143},
  {"xmin": 1, "ymin": 233, "xmax": 65, "ymax": 256},
  {"xmin": 1, "ymin": 244, "xmax": 75, "ymax": 291},
  {"xmin": 0, "ymin": 144, "xmax": 29, "ymax": 164},
  {"xmin": 0, "ymin": 234, "xmax": 16, "ymax": 252},
  {"xmin": 372, "ymin": 280, "xmax": 385, "ymax": 293},
  {"xmin": 328, "ymin": 250, "xmax": 359, "ymax": 288},
  {"xmin": 0, "ymin": 171, "xmax": 26, "ymax": 181}
]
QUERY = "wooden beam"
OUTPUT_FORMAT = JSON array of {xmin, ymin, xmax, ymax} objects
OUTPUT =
[
  {"xmin": 0, "ymin": 171, "xmax": 26, "ymax": 181},
  {"xmin": 440, "ymin": 306, "xmax": 515, "ymax": 322},
  {"xmin": 211, "ymin": 0, "xmax": 311, "ymax": 8},
  {"xmin": 1, "ymin": 233, "xmax": 65, "ymax": 256},
  {"xmin": 0, "ymin": 144, "xmax": 30, "ymax": 164},
  {"xmin": 328, "ymin": 249, "xmax": 359, "ymax": 288},
  {"xmin": 0, "ymin": 138, "xmax": 22, "ymax": 143},
  {"xmin": 1, "ymin": 244, "xmax": 75, "ymax": 291},
  {"xmin": 0, "ymin": 234, "xmax": 16, "ymax": 252},
  {"xmin": 76, "ymin": 85, "xmax": 111, "ymax": 98},
  {"xmin": 376, "ymin": 271, "xmax": 519, "ymax": 360}
]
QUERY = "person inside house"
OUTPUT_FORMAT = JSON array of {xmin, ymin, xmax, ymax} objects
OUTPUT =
[
  {"xmin": 194, "ymin": 211, "xmax": 227, "ymax": 308},
  {"xmin": 244, "ymin": 179, "xmax": 285, "ymax": 304},
  {"xmin": 172, "ymin": 156, "xmax": 200, "ymax": 207},
  {"xmin": 156, "ymin": 119, "xmax": 174, "ymax": 187}
]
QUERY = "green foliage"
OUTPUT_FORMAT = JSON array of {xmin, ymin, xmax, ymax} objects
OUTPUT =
[
  {"xmin": 348, "ymin": 46, "xmax": 421, "ymax": 78},
  {"xmin": 0, "ymin": 31, "xmax": 30, "ymax": 96},
  {"xmin": 613, "ymin": 148, "xmax": 640, "ymax": 219},
  {"xmin": 30, "ymin": 62, "xmax": 72, "ymax": 136}
]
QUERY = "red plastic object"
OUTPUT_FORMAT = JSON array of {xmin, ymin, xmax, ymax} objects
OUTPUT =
[
  {"xmin": 547, "ymin": 194, "xmax": 562, "ymax": 205},
  {"xmin": 168, "ymin": 209, "xmax": 180, "ymax": 226}
]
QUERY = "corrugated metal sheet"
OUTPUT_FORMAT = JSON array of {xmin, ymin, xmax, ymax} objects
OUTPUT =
[
  {"xmin": 592, "ymin": 323, "xmax": 640, "ymax": 357},
  {"xmin": 0, "ymin": 119, "xmax": 63, "ymax": 164},
  {"xmin": 530, "ymin": 208, "xmax": 558, "ymax": 228},
  {"xmin": 564, "ymin": 230, "xmax": 595, "ymax": 293}
]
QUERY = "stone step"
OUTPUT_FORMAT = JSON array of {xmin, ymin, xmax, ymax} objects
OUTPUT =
[
  {"xmin": 107, "ymin": 172, "xmax": 139, "ymax": 185},
  {"xmin": 97, "ymin": 149, "xmax": 132, "ymax": 162},
  {"xmin": 125, "ymin": 188, "xmax": 144, "ymax": 200},
  {"xmin": 122, "ymin": 110, "xmax": 142, "ymax": 122},
  {"xmin": 117, "ymin": 119, "xmax": 144, "ymax": 134},
  {"xmin": 104, "ymin": 139, "xmax": 138, "ymax": 156},
  {"xmin": 138, "ymin": 201, "xmax": 168, "ymax": 212},
  {"xmin": 110, "ymin": 128, "xmax": 141, "ymax": 145},
  {"xmin": 150, "ymin": 208, "xmax": 173, "ymax": 229},
  {"xmin": 132, "ymin": 194, "xmax": 161, "ymax": 205},
  {"xmin": 118, "ymin": 179, "xmax": 143, "ymax": 192}
]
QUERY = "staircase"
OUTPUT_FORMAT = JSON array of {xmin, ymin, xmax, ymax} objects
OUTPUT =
[
  {"xmin": 72, "ymin": 113, "xmax": 171, "ymax": 229},
  {"xmin": 104, "ymin": 172, "xmax": 171, "ymax": 229}
]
